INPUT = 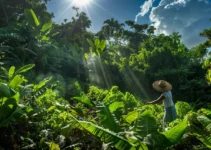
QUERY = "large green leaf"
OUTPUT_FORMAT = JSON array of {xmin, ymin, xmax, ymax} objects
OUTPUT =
[
  {"xmin": 207, "ymin": 123, "xmax": 211, "ymax": 132},
  {"xmin": 75, "ymin": 120, "xmax": 142, "ymax": 150},
  {"xmin": 197, "ymin": 115, "xmax": 211, "ymax": 127},
  {"xmin": 162, "ymin": 120, "xmax": 188, "ymax": 145},
  {"xmin": 143, "ymin": 132, "xmax": 171, "ymax": 149},
  {"xmin": 122, "ymin": 110, "xmax": 139, "ymax": 125},
  {"xmin": 0, "ymin": 98, "xmax": 17, "ymax": 121},
  {"xmin": 0, "ymin": 83, "xmax": 15, "ymax": 98},
  {"xmin": 0, "ymin": 91, "xmax": 20, "ymax": 124},
  {"xmin": 195, "ymin": 134, "xmax": 211, "ymax": 148},
  {"xmin": 24, "ymin": 9, "xmax": 40, "ymax": 26},
  {"xmin": 109, "ymin": 101, "xmax": 124, "ymax": 112},
  {"xmin": 134, "ymin": 110, "xmax": 158, "ymax": 138},
  {"xmin": 97, "ymin": 104, "xmax": 120, "ymax": 132},
  {"xmin": 94, "ymin": 39, "xmax": 100, "ymax": 47},
  {"xmin": 72, "ymin": 96, "xmax": 94, "ymax": 107},
  {"xmin": 99, "ymin": 40, "xmax": 106, "ymax": 50},
  {"xmin": 16, "ymin": 64, "xmax": 35, "ymax": 74},
  {"xmin": 0, "ymin": 104, "xmax": 28, "ymax": 127},
  {"xmin": 33, "ymin": 77, "xmax": 52, "ymax": 92},
  {"xmin": 9, "ymin": 75, "xmax": 25, "ymax": 89},
  {"xmin": 41, "ymin": 21, "xmax": 52, "ymax": 32}
]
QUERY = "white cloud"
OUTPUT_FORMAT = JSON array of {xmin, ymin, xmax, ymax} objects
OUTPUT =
[
  {"xmin": 164, "ymin": 0, "xmax": 187, "ymax": 9},
  {"xmin": 135, "ymin": 0, "xmax": 154, "ymax": 22},
  {"xmin": 148, "ymin": 0, "xmax": 211, "ymax": 48}
]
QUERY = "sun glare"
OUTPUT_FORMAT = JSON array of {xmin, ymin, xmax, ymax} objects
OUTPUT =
[{"xmin": 73, "ymin": 0, "xmax": 92, "ymax": 7}]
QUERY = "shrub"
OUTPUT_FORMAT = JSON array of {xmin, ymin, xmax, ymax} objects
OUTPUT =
[{"xmin": 175, "ymin": 101, "xmax": 193, "ymax": 119}]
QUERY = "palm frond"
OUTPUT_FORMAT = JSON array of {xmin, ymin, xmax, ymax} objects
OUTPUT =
[
  {"xmin": 96, "ymin": 104, "xmax": 121, "ymax": 132},
  {"xmin": 72, "ymin": 117, "xmax": 137, "ymax": 150},
  {"xmin": 133, "ymin": 110, "xmax": 158, "ymax": 138}
]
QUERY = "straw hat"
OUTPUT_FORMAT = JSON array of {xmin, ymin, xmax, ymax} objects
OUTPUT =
[{"xmin": 152, "ymin": 80, "xmax": 172, "ymax": 92}]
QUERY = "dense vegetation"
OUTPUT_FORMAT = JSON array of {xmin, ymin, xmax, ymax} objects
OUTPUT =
[{"xmin": 0, "ymin": 0, "xmax": 211, "ymax": 149}]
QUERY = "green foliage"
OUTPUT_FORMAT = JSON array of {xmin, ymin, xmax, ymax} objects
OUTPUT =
[
  {"xmin": 141, "ymin": 104, "xmax": 164, "ymax": 121},
  {"xmin": 33, "ymin": 77, "xmax": 52, "ymax": 92},
  {"xmin": 67, "ymin": 79, "xmax": 85, "ymax": 98},
  {"xmin": 109, "ymin": 101, "xmax": 124, "ymax": 112},
  {"xmin": 133, "ymin": 110, "xmax": 158, "ymax": 138},
  {"xmin": 0, "ymin": 88, "xmax": 19, "ymax": 124},
  {"xmin": 96, "ymin": 104, "xmax": 121, "ymax": 132},
  {"xmin": 16, "ymin": 64, "xmax": 35, "ymax": 74},
  {"xmin": 9, "ymin": 75, "xmax": 26, "ymax": 89},
  {"xmin": 87, "ymin": 85, "xmax": 108, "ymax": 102},
  {"xmin": 74, "ymin": 119, "xmax": 141, "ymax": 150},
  {"xmin": 0, "ymin": 4, "xmax": 211, "ymax": 150},
  {"xmin": 175, "ymin": 101, "xmax": 193, "ymax": 119},
  {"xmin": 72, "ymin": 96, "xmax": 94, "ymax": 107},
  {"xmin": 162, "ymin": 121, "xmax": 188, "ymax": 145},
  {"xmin": 142, "ymin": 121, "xmax": 188, "ymax": 150},
  {"xmin": 184, "ymin": 109, "xmax": 211, "ymax": 149},
  {"xmin": 203, "ymin": 58, "xmax": 211, "ymax": 85},
  {"xmin": 49, "ymin": 142, "xmax": 60, "ymax": 150},
  {"xmin": 122, "ymin": 110, "xmax": 139, "ymax": 125},
  {"xmin": 143, "ymin": 133, "xmax": 171, "ymax": 150},
  {"xmin": 24, "ymin": 9, "xmax": 40, "ymax": 26},
  {"xmin": 0, "ymin": 65, "xmax": 35, "ymax": 127},
  {"xmin": 87, "ymin": 38, "xmax": 106, "ymax": 56},
  {"xmin": 41, "ymin": 21, "xmax": 53, "ymax": 32},
  {"xmin": 0, "ymin": 83, "xmax": 16, "ymax": 98},
  {"xmin": 87, "ymin": 85, "xmax": 139, "ymax": 112},
  {"xmin": 104, "ymin": 86, "xmax": 138, "ymax": 108}
]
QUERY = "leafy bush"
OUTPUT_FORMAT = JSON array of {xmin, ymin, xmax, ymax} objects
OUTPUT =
[
  {"xmin": 87, "ymin": 85, "xmax": 138, "ymax": 109},
  {"xmin": 66, "ymin": 78, "xmax": 85, "ymax": 98},
  {"xmin": 175, "ymin": 101, "xmax": 193, "ymax": 119},
  {"xmin": 87, "ymin": 85, "xmax": 108, "ymax": 102}
]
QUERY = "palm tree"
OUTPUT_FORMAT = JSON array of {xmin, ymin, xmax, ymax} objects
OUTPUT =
[{"xmin": 99, "ymin": 18, "xmax": 125, "ymax": 44}]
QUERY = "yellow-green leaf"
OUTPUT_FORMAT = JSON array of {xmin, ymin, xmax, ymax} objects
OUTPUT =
[
  {"xmin": 84, "ymin": 53, "xmax": 89, "ymax": 60},
  {"xmin": 123, "ymin": 111, "xmax": 139, "ymax": 124},
  {"xmin": 41, "ymin": 21, "xmax": 52, "ymax": 32},
  {"xmin": 109, "ymin": 102, "xmax": 124, "ymax": 112},
  {"xmin": 8, "ymin": 66, "xmax": 15, "ymax": 79},
  {"xmin": 16, "ymin": 64, "xmax": 35, "ymax": 74},
  {"xmin": 94, "ymin": 39, "xmax": 100, "ymax": 47},
  {"xmin": 49, "ymin": 142, "xmax": 60, "ymax": 150},
  {"xmin": 9, "ymin": 75, "xmax": 25, "ymax": 89},
  {"xmin": 162, "ymin": 120, "xmax": 188, "ymax": 145},
  {"xmin": 24, "ymin": 9, "xmax": 40, "ymax": 26},
  {"xmin": 47, "ymin": 106, "xmax": 56, "ymax": 112}
]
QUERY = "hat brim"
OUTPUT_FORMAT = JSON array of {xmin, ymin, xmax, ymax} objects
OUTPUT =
[{"xmin": 152, "ymin": 80, "xmax": 172, "ymax": 92}]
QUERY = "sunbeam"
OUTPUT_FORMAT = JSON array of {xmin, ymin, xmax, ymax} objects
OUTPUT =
[
  {"xmin": 121, "ymin": 68, "xmax": 150, "ymax": 100},
  {"xmin": 86, "ymin": 54, "xmax": 112, "ymax": 88}
]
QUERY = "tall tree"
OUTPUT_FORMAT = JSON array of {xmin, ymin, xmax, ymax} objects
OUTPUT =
[
  {"xmin": 97, "ymin": 18, "xmax": 125, "ymax": 44},
  {"xmin": 200, "ymin": 19, "xmax": 211, "ymax": 48},
  {"xmin": 50, "ymin": 8, "xmax": 93, "ymax": 52},
  {"xmin": 124, "ymin": 20, "xmax": 149, "ymax": 50}
]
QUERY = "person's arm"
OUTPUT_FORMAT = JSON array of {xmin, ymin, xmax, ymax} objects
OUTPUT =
[{"xmin": 146, "ymin": 95, "xmax": 165, "ymax": 104}]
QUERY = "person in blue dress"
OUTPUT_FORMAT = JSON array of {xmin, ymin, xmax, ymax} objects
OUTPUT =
[{"xmin": 146, "ymin": 80, "xmax": 177, "ymax": 123}]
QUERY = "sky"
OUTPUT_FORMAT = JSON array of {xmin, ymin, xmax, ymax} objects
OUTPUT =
[{"xmin": 47, "ymin": 0, "xmax": 211, "ymax": 49}]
